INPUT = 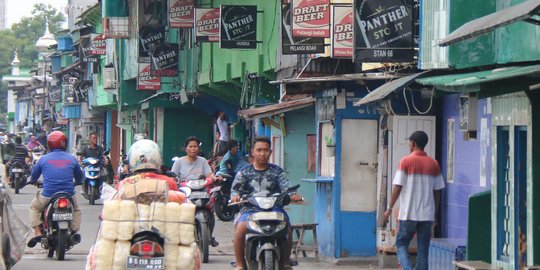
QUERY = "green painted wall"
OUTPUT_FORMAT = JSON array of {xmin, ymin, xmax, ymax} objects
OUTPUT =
[
  {"xmin": 283, "ymin": 107, "xmax": 316, "ymax": 226},
  {"xmin": 449, "ymin": 0, "xmax": 540, "ymax": 69},
  {"xmin": 161, "ymin": 108, "xmax": 213, "ymax": 168}
]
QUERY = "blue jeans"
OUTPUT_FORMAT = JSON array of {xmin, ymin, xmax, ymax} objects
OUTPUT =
[{"xmin": 395, "ymin": 220, "xmax": 433, "ymax": 270}]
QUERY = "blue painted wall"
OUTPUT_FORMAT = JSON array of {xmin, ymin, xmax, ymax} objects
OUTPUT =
[{"xmin": 440, "ymin": 95, "xmax": 492, "ymax": 239}]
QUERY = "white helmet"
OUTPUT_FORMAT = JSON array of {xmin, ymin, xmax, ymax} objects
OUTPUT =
[{"xmin": 128, "ymin": 139, "xmax": 162, "ymax": 172}]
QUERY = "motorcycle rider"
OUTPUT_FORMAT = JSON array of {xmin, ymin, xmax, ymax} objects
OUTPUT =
[
  {"xmin": 26, "ymin": 131, "xmax": 83, "ymax": 248},
  {"xmin": 230, "ymin": 136, "xmax": 302, "ymax": 270},
  {"xmin": 27, "ymin": 135, "xmax": 43, "ymax": 151},
  {"xmin": 216, "ymin": 140, "xmax": 248, "ymax": 177},
  {"xmin": 80, "ymin": 133, "xmax": 112, "ymax": 193},
  {"xmin": 171, "ymin": 136, "xmax": 219, "ymax": 247},
  {"xmin": 6, "ymin": 136, "xmax": 31, "ymax": 184}
]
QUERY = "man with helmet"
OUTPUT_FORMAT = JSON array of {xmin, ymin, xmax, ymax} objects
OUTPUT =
[
  {"xmin": 118, "ymin": 139, "xmax": 179, "ymax": 192},
  {"xmin": 26, "ymin": 131, "xmax": 84, "ymax": 248}
]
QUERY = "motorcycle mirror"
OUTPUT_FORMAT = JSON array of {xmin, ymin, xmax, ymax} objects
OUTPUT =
[{"xmin": 286, "ymin": 184, "xmax": 300, "ymax": 192}]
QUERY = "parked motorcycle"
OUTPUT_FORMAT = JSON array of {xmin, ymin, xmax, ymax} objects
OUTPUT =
[
  {"xmin": 9, "ymin": 160, "xmax": 28, "ymax": 194},
  {"xmin": 81, "ymin": 157, "xmax": 107, "ymax": 205},
  {"xmin": 231, "ymin": 185, "xmax": 300, "ymax": 270},
  {"xmin": 37, "ymin": 191, "xmax": 80, "ymax": 260},
  {"xmin": 178, "ymin": 175, "xmax": 219, "ymax": 263},
  {"xmin": 213, "ymin": 173, "xmax": 238, "ymax": 222}
]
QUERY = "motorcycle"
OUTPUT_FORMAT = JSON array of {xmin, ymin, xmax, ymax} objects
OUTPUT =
[
  {"xmin": 37, "ymin": 191, "xmax": 81, "ymax": 261},
  {"xmin": 9, "ymin": 160, "xmax": 28, "ymax": 194},
  {"xmin": 231, "ymin": 185, "xmax": 300, "ymax": 270},
  {"xmin": 81, "ymin": 157, "xmax": 107, "ymax": 205},
  {"xmin": 213, "ymin": 173, "xmax": 238, "ymax": 222},
  {"xmin": 126, "ymin": 230, "xmax": 165, "ymax": 269},
  {"xmin": 178, "ymin": 174, "xmax": 219, "ymax": 263},
  {"xmin": 30, "ymin": 145, "xmax": 45, "ymax": 168}
]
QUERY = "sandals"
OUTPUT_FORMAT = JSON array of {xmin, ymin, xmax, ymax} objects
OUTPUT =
[{"xmin": 27, "ymin": 235, "xmax": 42, "ymax": 248}]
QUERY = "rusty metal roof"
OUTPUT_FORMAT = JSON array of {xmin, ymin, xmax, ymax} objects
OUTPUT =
[
  {"xmin": 439, "ymin": 0, "xmax": 540, "ymax": 46},
  {"xmin": 237, "ymin": 97, "xmax": 315, "ymax": 120},
  {"xmin": 354, "ymin": 71, "xmax": 430, "ymax": 106}
]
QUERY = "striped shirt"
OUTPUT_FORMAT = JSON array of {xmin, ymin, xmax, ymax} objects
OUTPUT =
[{"xmin": 393, "ymin": 151, "xmax": 445, "ymax": 221}]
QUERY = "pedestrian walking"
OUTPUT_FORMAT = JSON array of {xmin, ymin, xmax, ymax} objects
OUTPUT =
[
  {"xmin": 383, "ymin": 130, "xmax": 445, "ymax": 270},
  {"xmin": 216, "ymin": 111, "xmax": 230, "ymax": 156}
]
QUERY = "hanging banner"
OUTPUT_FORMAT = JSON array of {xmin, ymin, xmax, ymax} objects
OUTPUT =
[
  {"xmin": 139, "ymin": 25, "xmax": 165, "ymax": 56},
  {"xmin": 220, "ymin": 5, "xmax": 257, "ymax": 49},
  {"xmin": 89, "ymin": 34, "xmax": 106, "ymax": 55},
  {"xmin": 80, "ymin": 37, "xmax": 98, "ymax": 63},
  {"xmin": 150, "ymin": 43, "xmax": 179, "ymax": 77},
  {"xmin": 138, "ymin": 59, "xmax": 161, "ymax": 90},
  {"xmin": 332, "ymin": 6, "xmax": 353, "ymax": 58},
  {"xmin": 354, "ymin": 0, "xmax": 414, "ymax": 62},
  {"xmin": 168, "ymin": 0, "xmax": 195, "ymax": 28},
  {"xmin": 195, "ymin": 8, "xmax": 220, "ymax": 42},
  {"xmin": 291, "ymin": 0, "xmax": 330, "ymax": 38},
  {"xmin": 282, "ymin": 3, "xmax": 325, "ymax": 54}
]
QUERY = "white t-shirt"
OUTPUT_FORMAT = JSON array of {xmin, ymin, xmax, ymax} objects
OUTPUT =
[
  {"xmin": 171, "ymin": 156, "xmax": 212, "ymax": 180},
  {"xmin": 393, "ymin": 151, "xmax": 445, "ymax": 221},
  {"xmin": 217, "ymin": 117, "xmax": 230, "ymax": 141}
]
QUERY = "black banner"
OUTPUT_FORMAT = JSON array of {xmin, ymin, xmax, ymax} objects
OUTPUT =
[
  {"xmin": 48, "ymin": 85, "xmax": 62, "ymax": 102},
  {"xmin": 74, "ymin": 80, "xmax": 92, "ymax": 102},
  {"xmin": 282, "ymin": 3, "xmax": 325, "ymax": 54},
  {"xmin": 150, "ymin": 43, "xmax": 179, "ymax": 77},
  {"xmin": 354, "ymin": 0, "xmax": 414, "ymax": 62},
  {"xmin": 81, "ymin": 37, "xmax": 98, "ymax": 63},
  {"xmin": 139, "ymin": 25, "xmax": 165, "ymax": 56},
  {"xmin": 220, "ymin": 5, "xmax": 257, "ymax": 49}
]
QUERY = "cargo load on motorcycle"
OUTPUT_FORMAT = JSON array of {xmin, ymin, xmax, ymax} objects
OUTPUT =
[{"xmin": 85, "ymin": 174, "xmax": 201, "ymax": 270}]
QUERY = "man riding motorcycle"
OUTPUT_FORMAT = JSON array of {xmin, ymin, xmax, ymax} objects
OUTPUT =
[
  {"xmin": 27, "ymin": 131, "xmax": 83, "ymax": 248},
  {"xmin": 230, "ymin": 136, "xmax": 302, "ymax": 270},
  {"xmin": 6, "ymin": 136, "xmax": 31, "ymax": 184}
]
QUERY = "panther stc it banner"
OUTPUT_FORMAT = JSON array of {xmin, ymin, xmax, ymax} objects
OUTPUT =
[
  {"xmin": 354, "ymin": 0, "xmax": 414, "ymax": 62},
  {"xmin": 220, "ymin": 5, "xmax": 257, "ymax": 49}
]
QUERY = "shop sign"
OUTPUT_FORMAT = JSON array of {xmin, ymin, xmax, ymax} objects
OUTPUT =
[
  {"xmin": 89, "ymin": 34, "xmax": 106, "ymax": 55},
  {"xmin": 168, "ymin": 0, "xmax": 195, "ymax": 28},
  {"xmin": 354, "ymin": 0, "xmax": 414, "ymax": 62},
  {"xmin": 138, "ymin": 59, "xmax": 161, "ymax": 90},
  {"xmin": 291, "ymin": 0, "xmax": 330, "ymax": 38},
  {"xmin": 150, "ymin": 43, "xmax": 179, "ymax": 77},
  {"xmin": 74, "ymin": 80, "xmax": 92, "ymax": 102},
  {"xmin": 81, "ymin": 37, "xmax": 98, "ymax": 63},
  {"xmin": 331, "ymin": 6, "xmax": 353, "ymax": 58},
  {"xmin": 139, "ymin": 25, "xmax": 165, "ymax": 56},
  {"xmin": 195, "ymin": 8, "xmax": 220, "ymax": 42},
  {"xmin": 48, "ymin": 85, "xmax": 62, "ymax": 102},
  {"xmin": 282, "ymin": 3, "xmax": 325, "ymax": 55},
  {"xmin": 220, "ymin": 5, "xmax": 257, "ymax": 49}
]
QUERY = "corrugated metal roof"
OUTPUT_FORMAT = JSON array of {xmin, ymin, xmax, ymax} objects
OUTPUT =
[
  {"xmin": 439, "ymin": 0, "xmax": 540, "ymax": 46},
  {"xmin": 237, "ymin": 97, "xmax": 315, "ymax": 120}
]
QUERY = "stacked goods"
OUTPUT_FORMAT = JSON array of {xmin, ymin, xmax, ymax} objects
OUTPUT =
[{"xmin": 86, "ymin": 176, "xmax": 201, "ymax": 270}]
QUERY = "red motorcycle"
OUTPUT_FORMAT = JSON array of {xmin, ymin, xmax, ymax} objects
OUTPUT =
[{"xmin": 178, "ymin": 175, "xmax": 222, "ymax": 263}]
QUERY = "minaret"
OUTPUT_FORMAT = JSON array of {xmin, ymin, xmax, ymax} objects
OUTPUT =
[{"xmin": 11, "ymin": 51, "xmax": 20, "ymax": 76}]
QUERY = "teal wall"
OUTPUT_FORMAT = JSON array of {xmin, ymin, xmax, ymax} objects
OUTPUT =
[
  {"xmin": 449, "ymin": 0, "xmax": 540, "ymax": 69},
  {"xmin": 283, "ymin": 107, "xmax": 316, "ymax": 245},
  {"xmin": 161, "ymin": 108, "xmax": 213, "ymax": 168}
]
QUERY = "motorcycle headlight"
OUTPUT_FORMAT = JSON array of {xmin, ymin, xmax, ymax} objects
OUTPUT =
[
  {"xmin": 254, "ymin": 197, "xmax": 277, "ymax": 210},
  {"xmin": 187, "ymin": 180, "xmax": 206, "ymax": 189},
  {"xmin": 247, "ymin": 220, "xmax": 262, "ymax": 234},
  {"xmin": 275, "ymin": 221, "xmax": 287, "ymax": 233}
]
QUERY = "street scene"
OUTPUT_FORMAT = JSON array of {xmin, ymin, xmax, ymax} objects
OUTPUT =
[{"xmin": 0, "ymin": 0, "xmax": 540, "ymax": 270}]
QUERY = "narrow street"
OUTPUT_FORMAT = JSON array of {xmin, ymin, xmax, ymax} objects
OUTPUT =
[{"xmin": 5, "ymin": 180, "xmax": 382, "ymax": 269}]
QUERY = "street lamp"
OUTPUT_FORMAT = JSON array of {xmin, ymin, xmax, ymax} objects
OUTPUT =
[{"xmin": 35, "ymin": 22, "xmax": 57, "ymax": 133}]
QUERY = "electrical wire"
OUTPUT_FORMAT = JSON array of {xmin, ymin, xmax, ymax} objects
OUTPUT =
[
  {"xmin": 410, "ymin": 86, "xmax": 434, "ymax": 115},
  {"xmin": 402, "ymin": 88, "xmax": 410, "ymax": 116}
]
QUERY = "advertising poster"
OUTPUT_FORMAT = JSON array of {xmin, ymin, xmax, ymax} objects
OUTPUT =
[
  {"xmin": 291, "ymin": 0, "xmax": 330, "ymax": 38},
  {"xmin": 89, "ymin": 34, "xmax": 106, "ymax": 55},
  {"xmin": 139, "ymin": 25, "xmax": 165, "ymax": 56},
  {"xmin": 220, "ymin": 5, "xmax": 257, "ymax": 49},
  {"xmin": 150, "ymin": 43, "xmax": 179, "ymax": 77},
  {"xmin": 138, "ymin": 59, "xmax": 161, "ymax": 90},
  {"xmin": 354, "ymin": 0, "xmax": 414, "ymax": 62},
  {"xmin": 80, "ymin": 37, "xmax": 98, "ymax": 63},
  {"xmin": 195, "ymin": 8, "xmax": 220, "ymax": 42},
  {"xmin": 168, "ymin": 0, "xmax": 195, "ymax": 28},
  {"xmin": 282, "ymin": 3, "xmax": 325, "ymax": 54},
  {"xmin": 332, "ymin": 6, "xmax": 353, "ymax": 58}
]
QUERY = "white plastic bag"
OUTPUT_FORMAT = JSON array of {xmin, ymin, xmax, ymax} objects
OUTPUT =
[{"xmin": 100, "ymin": 183, "xmax": 117, "ymax": 201}]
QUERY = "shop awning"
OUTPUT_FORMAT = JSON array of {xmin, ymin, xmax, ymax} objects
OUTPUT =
[
  {"xmin": 354, "ymin": 71, "xmax": 430, "ymax": 106},
  {"xmin": 416, "ymin": 64, "xmax": 540, "ymax": 95},
  {"xmin": 439, "ymin": 0, "xmax": 540, "ymax": 46},
  {"xmin": 238, "ymin": 97, "xmax": 315, "ymax": 120}
]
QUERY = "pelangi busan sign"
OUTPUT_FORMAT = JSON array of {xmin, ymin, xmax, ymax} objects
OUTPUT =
[
  {"xmin": 291, "ymin": 0, "xmax": 330, "ymax": 38},
  {"xmin": 354, "ymin": 0, "xmax": 414, "ymax": 62}
]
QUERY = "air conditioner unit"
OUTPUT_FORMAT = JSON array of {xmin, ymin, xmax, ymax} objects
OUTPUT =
[{"xmin": 103, "ymin": 65, "xmax": 117, "ymax": 90}]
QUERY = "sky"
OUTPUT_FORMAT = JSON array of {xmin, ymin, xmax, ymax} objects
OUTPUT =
[{"xmin": 6, "ymin": 0, "xmax": 67, "ymax": 28}]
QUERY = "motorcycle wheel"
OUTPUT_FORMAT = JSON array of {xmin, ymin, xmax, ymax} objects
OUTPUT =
[
  {"xmin": 89, "ymin": 186, "xmax": 96, "ymax": 205},
  {"xmin": 258, "ymin": 250, "xmax": 279, "ymax": 270},
  {"xmin": 55, "ymin": 229, "xmax": 67, "ymax": 261},
  {"xmin": 214, "ymin": 200, "xmax": 236, "ymax": 222},
  {"xmin": 14, "ymin": 178, "xmax": 19, "ymax": 194},
  {"xmin": 196, "ymin": 221, "xmax": 210, "ymax": 263}
]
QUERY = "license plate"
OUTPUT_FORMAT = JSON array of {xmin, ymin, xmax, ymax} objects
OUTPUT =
[
  {"xmin": 251, "ymin": 211, "xmax": 284, "ymax": 221},
  {"xmin": 52, "ymin": 213, "xmax": 73, "ymax": 221},
  {"xmin": 87, "ymin": 168, "xmax": 101, "ymax": 172},
  {"xmin": 126, "ymin": 256, "xmax": 164, "ymax": 269},
  {"xmin": 11, "ymin": 168, "xmax": 23, "ymax": 173},
  {"xmin": 190, "ymin": 191, "xmax": 210, "ymax": 199}
]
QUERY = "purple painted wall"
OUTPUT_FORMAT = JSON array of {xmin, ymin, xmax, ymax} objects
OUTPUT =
[{"xmin": 440, "ymin": 94, "xmax": 492, "ymax": 239}]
